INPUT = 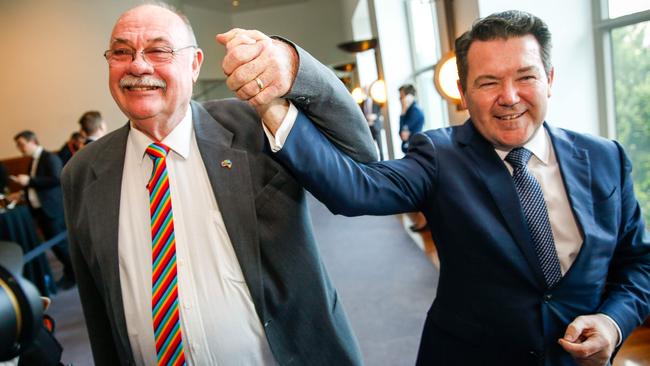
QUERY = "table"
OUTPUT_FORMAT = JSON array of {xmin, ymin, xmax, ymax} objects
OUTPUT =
[{"xmin": 0, "ymin": 205, "xmax": 56, "ymax": 296}]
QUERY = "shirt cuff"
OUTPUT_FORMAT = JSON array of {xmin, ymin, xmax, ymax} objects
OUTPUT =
[
  {"xmin": 263, "ymin": 102, "xmax": 298, "ymax": 152},
  {"xmin": 598, "ymin": 313, "xmax": 622, "ymax": 347}
]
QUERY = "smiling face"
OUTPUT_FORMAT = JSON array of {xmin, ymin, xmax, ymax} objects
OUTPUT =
[
  {"xmin": 459, "ymin": 35, "xmax": 554, "ymax": 149},
  {"xmin": 108, "ymin": 5, "xmax": 203, "ymax": 138}
]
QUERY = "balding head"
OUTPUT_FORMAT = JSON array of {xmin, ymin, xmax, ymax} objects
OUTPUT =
[
  {"xmin": 113, "ymin": 3, "xmax": 197, "ymax": 47},
  {"xmin": 106, "ymin": 2, "xmax": 203, "ymax": 140}
]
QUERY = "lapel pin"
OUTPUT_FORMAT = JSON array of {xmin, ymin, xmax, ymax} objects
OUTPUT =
[{"xmin": 221, "ymin": 159, "xmax": 233, "ymax": 169}]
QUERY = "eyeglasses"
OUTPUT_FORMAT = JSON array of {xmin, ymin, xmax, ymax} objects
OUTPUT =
[{"xmin": 103, "ymin": 45, "xmax": 197, "ymax": 66}]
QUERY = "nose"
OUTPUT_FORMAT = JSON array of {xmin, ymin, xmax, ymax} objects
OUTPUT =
[
  {"xmin": 497, "ymin": 80, "xmax": 520, "ymax": 107},
  {"xmin": 127, "ymin": 51, "xmax": 154, "ymax": 75}
]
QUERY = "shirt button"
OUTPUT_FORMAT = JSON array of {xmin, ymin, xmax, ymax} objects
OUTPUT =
[
  {"xmin": 543, "ymin": 294, "xmax": 552, "ymax": 302},
  {"xmin": 184, "ymin": 302, "xmax": 191, "ymax": 309},
  {"xmin": 178, "ymin": 259, "xmax": 184, "ymax": 267}
]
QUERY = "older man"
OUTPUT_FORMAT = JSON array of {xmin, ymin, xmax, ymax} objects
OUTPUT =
[
  {"xmin": 61, "ymin": 3, "xmax": 375, "ymax": 366},
  {"xmin": 247, "ymin": 10, "xmax": 650, "ymax": 366}
]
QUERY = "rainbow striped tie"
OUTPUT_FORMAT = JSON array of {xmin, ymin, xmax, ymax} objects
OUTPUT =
[{"xmin": 146, "ymin": 142, "xmax": 186, "ymax": 366}]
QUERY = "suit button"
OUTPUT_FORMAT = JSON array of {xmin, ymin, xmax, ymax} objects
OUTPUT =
[
  {"xmin": 264, "ymin": 319, "xmax": 272, "ymax": 327},
  {"xmin": 543, "ymin": 293, "xmax": 552, "ymax": 302},
  {"xmin": 529, "ymin": 350, "xmax": 543, "ymax": 358}
]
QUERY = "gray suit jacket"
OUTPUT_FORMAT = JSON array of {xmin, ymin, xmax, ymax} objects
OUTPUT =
[{"xmin": 61, "ymin": 46, "xmax": 376, "ymax": 366}]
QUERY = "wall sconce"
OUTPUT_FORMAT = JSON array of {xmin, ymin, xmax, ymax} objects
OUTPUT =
[
  {"xmin": 351, "ymin": 86, "xmax": 367, "ymax": 104},
  {"xmin": 434, "ymin": 51, "xmax": 461, "ymax": 105},
  {"xmin": 369, "ymin": 79, "xmax": 387, "ymax": 104}
]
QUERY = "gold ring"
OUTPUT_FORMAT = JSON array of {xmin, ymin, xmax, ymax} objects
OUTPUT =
[{"xmin": 255, "ymin": 77, "xmax": 264, "ymax": 91}]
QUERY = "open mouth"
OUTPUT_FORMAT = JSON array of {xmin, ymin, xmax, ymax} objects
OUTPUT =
[
  {"xmin": 495, "ymin": 111, "xmax": 525, "ymax": 120},
  {"xmin": 124, "ymin": 85, "xmax": 162, "ymax": 91}
]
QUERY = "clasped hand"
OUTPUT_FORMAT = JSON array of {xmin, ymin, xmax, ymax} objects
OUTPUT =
[{"xmin": 559, "ymin": 314, "xmax": 619, "ymax": 366}]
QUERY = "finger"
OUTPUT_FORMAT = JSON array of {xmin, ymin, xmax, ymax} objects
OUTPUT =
[
  {"xmin": 226, "ymin": 55, "xmax": 264, "ymax": 91},
  {"xmin": 217, "ymin": 28, "xmax": 270, "ymax": 45},
  {"xmin": 216, "ymin": 28, "xmax": 245, "ymax": 45},
  {"xmin": 223, "ymin": 34, "xmax": 257, "ymax": 52},
  {"xmin": 249, "ymin": 81, "xmax": 284, "ymax": 106},
  {"xmin": 558, "ymin": 336, "xmax": 603, "ymax": 360},
  {"xmin": 222, "ymin": 42, "xmax": 263, "ymax": 76},
  {"xmin": 564, "ymin": 316, "xmax": 589, "ymax": 342},
  {"xmin": 235, "ymin": 77, "xmax": 265, "ymax": 101}
]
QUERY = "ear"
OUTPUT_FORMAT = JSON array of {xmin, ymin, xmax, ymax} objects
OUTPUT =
[
  {"xmin": 457, "ymin": 79, "xmax": 468, "ymax": 109},
  {"xmin": 546, "ymin": 67, "xmax": 554, "ymax": 98},
  {"xmin": 192, "ymin": 48, "xmax": 204, "ymax": 82}
]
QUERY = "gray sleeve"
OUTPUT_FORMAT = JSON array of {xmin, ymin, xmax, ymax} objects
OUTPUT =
[{"xmin": 280, "ymin": 39, "xmax": 378, "ymax": 163}]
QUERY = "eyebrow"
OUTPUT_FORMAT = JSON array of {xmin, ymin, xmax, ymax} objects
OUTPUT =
[
  {"xmin": 110, "ymin": 37, "xmax": 171, "ymax": 48},
  {"xmin": 472, "ymin": 65, "xmax": 542, "ymax": 85},
  {"xmin": 516, "ymin": 66, "xmax": 539, "ymax": 74}
]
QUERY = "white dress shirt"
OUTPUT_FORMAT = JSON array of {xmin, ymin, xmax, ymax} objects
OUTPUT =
[
  {"xmin": 118, "ymin": 106, "xmax": 276, "ymax": 366},
  {"xmin": 27, "ymin": 146, "xmax": 43, "ymax": 209},
  {"xmin": 495, "ymin": 127, "xmax": 583, "ymax": 275}
]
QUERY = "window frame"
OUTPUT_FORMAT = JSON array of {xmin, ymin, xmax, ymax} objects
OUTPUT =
[{"xmin": 592, "ymin": 0, "xmax": 650, "ymax": 138}]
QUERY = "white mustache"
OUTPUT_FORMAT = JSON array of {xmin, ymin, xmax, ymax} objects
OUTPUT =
[{"xmin": 119, "ymin": 75, "xmax": 166, "ymax": 89}]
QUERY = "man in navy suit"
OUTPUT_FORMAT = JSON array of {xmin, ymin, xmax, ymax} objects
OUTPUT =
[{"xmin": 240, "ymin": 10, "xmax": 650, "ymax": 366}]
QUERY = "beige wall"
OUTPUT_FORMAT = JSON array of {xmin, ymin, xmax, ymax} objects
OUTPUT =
[
  {"xmin": 231, "ymin": 0, "xmax": 350, "ymax": 66},
  {"xmin": 183, "ymin": 4, "xmax": 232, "ymax": 81},
  {"xmin": 0, "ymin": 0, "xmax": 141, "ymax": 159},
  {"xmin": 0, "ymin": 0, "xmax": 351, "ymax": 159}
]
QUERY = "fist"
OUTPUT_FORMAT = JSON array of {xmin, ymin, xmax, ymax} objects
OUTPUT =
[{"xmin": 216, "ymin": 28, "xmax": 298, "ymax": 106}]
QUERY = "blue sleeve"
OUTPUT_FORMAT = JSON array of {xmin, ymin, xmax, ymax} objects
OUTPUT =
[
  {"xmin": 598, "ymin": 141, "xmax": 650, "ymax": 339},
  {"xmin": 276, "ymin": 111, "xmax": 437, "ymax": 216}
]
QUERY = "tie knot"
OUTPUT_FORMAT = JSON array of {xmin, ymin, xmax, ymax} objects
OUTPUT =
[
  {"xmin": 145, "ymin": 142, "xmax": 170, "ymax": 160},
  {"xmin": 505, "ymin": 147, "xmax": 533, "ymax": 169}
]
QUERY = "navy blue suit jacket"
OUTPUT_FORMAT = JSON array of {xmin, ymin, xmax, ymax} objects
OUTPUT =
[
  {"xmin": 276, "ymin": 112, "xmax": 650, "ymax": 366},
  {"xmin": 28, "ymin": 150, "xmax": 64, "ymax": 221}
]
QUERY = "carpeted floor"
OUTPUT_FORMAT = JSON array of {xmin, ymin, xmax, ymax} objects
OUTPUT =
[{"xmin": 46, "ymin": 195, "xmax": 438, "ymax": 365}]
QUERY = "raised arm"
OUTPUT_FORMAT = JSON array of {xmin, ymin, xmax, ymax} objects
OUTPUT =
[
  {"xmin": 216, "ymin": 29, "xmax": 377, "ymax": 163},
  {"xmin": 273, "ymin": 110, "xmax": 435, "ymax": 217}
]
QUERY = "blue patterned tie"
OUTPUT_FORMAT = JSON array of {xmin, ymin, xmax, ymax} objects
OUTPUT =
[{"xmin": 506, "ymin": 147, "xmax": 563, "ymax": 288}]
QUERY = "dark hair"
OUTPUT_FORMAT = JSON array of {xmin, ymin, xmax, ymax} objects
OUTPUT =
[
  {"xmin": 14, "ymin": 130, "xmax": 39, "ymax": 145},
  {"xmin": 398, "ymin": 84, "xmax": 417, "ymax": 96},
  {"xmin": 455, "ymin": 10, "xmax": 552, "ymax": 92},
  {"xmin": 78, "ymin": 111, "xmax": 103, "ymax": 135}
]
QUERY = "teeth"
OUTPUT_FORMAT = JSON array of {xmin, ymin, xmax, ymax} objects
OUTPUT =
[
  {"xmin": 127, "ymin": 86, "xmax": 159, "ymax": 91},
  {"xmin": 497, "ymin": 112, "xmax": 524, "ymax": 120}
]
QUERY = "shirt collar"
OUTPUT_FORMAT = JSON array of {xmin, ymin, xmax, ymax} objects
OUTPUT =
[
  {"xmin": 32, "ymin": 146, "xmax": 43, "ymax": 159},
  {"xmin": 129, "ymin": 105, "xmax": 193, "ymax": 164},
  {"xmin": 495, "ymin": 125, "xmax": 550, "ymax": 165}
]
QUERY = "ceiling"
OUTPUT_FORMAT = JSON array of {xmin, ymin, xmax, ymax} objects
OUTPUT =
[{"xmin": 181, "ymin": 0, "xmax": 308, "ymax": 13}]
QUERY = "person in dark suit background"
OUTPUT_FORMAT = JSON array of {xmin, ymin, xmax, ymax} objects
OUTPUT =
[
  {"xmin": 252, "ymin": 10, "xmax": 650, "ymax": 366},
  {"xmin": 398, "ymin": 84, "xmax": 424, "ymax": 153},
  {"xmin": 61, "ymin": 3, "xmax": 376, "ymax": 365},
  {"xmin": 78, "ymin": 110, "xmax": 107, "ymax": 144},
  {"xmin": 11, "ymin": 130, "xmax": 75, "ymax": 289},
  {"xmin": 0, "ymin": 162, "xmax": 8, "ymax": 193},
  {"xmin": 57, "ymin": 131, "xmax": 85, "ymax": 165}
]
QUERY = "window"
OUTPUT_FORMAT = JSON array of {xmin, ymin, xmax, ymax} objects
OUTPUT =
[
  {"xmin": 404, "ymin": 0, "xmax": 447, "ymax": 129},
  {"xmin": 594, "ymin": 1, "xmax": 650, "ymax": 228}
]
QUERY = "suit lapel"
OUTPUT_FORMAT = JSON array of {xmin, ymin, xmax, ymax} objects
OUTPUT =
[
  {"xmin": 546, "ymin": 124, "xmax": 591, "ymax": 246},
  {"xmin": 190, "ymin": 101, "xmax": 265, "ymax": 318},
  {"xmin": 82, "ymin": 124, "xmax": 133, "ymax": 353},
  {"xmin": 456, "ymin": 121, "xmax": 547, "ymax": 288}
]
